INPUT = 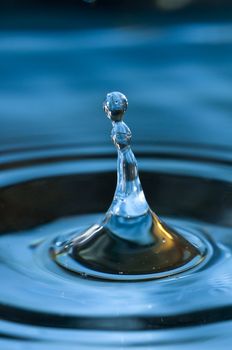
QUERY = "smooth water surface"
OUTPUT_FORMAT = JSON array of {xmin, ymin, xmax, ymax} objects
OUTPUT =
[{"xmin": 0, "ymin": 20, "xmax": 232, "ymax": 150}]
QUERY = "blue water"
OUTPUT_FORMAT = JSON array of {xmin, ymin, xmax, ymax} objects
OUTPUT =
[
  {"xmin": 0, "ymin": 22, "xmax": 232, "ymax": 149},
  {"xmin": 0, "ymin": 150, "xmax": 231, "ymax": 350},
  {"xmin": 0, "ymin": 14, "xmax": 232, "ymax": 350}
]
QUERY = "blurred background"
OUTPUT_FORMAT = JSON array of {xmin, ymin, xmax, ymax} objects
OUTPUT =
[{"xmin": 0, "ymin": 0, "xmax": 232, "ymax": 151}]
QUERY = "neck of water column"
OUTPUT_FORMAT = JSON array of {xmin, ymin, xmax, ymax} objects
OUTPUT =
[{"xmin": 108, "ymin": 146, "xmax": 149, "ymax": 218}]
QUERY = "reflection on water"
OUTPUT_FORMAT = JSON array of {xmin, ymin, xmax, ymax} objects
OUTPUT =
[
  {"xmin": 0, "ymin": 21, "xmax": 232, "ymax": 149},
  {"xmin": 0, "ymin": 9, "xmax": 232, "ymax": 350},
  {"xmin": 0, "ymin": 149, "xmax": 231, "ymax": 350}
]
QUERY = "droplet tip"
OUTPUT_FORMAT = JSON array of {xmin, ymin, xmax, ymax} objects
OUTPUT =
[{"xmin": 103, "ymin": 91, "xmax": 128, "ymax": 122}]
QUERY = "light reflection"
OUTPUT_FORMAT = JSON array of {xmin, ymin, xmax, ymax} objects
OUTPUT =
[{"xmin": 156, "ymin": 0, "xmax": 192, "ymax": 10}]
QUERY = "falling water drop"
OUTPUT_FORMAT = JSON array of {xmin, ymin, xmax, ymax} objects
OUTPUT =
[{"xmin": 51, "ymin": 92, "xmax": 207, "ymax": 281}]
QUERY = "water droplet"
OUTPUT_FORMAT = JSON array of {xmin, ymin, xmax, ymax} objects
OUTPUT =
[{"xmin": 52, "ymin": 92, "xmax": 207, "ymax": 281}]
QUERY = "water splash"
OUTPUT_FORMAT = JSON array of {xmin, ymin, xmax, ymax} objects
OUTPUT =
[
  {"xmin": 0, "ymin": 140, "xmax": 230, "ymax": 348},
  {"xmin": 52, "ymin": 92, "xmax": 207, "ymax": 280}
]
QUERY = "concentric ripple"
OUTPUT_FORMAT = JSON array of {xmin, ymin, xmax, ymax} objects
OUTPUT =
[{"xmin": 0, "ymin": 144, "xmax": 232, "ymax": 349}]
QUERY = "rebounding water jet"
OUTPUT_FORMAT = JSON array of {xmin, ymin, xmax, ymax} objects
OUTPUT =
[{"xmin": 52, "ymin": 92, "xmax": 206, "ymax": 281}]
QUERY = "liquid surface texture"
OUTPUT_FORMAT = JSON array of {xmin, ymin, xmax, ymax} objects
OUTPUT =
[
  {"xmin": 0, "ymin": 143, "xmax": 231, "ymax": 349},
  {"xmin": 0, "ymin": 16, "xmax": 232, "ymax": 350},
  {"xmin": 52, "ymin": 92, "xmax": 206, "ymax": 280}
]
